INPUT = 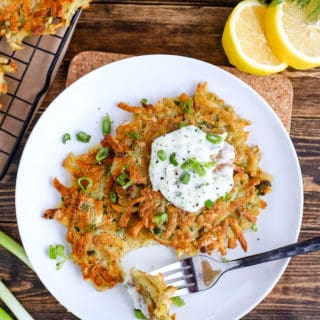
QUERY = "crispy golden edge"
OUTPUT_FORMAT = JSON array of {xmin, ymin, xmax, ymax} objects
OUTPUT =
[{"xmin": 44, "ymin": 82, "xmax": 272, "ymax": 290}]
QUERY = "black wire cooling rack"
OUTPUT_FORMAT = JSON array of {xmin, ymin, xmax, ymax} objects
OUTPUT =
[{"xmin": 0, "ymin": 10, "xmax": 81, "ymax": 180}]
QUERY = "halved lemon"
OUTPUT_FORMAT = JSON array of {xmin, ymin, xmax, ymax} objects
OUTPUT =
[
  {"xmin": 222, "ymin": 0, "xmax": 287, "ymax": 75},
  {"xmin": 265, "ymin": 1, "xmax": 320, "ymax": 70}
]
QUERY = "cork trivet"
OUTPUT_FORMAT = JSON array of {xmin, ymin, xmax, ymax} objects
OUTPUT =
[{"xmin": 66, "ymin": 51, "xmax": 293, "ymax": 132}]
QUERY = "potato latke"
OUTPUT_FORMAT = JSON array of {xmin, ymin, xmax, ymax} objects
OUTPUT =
[{"xmin": 44, "ymin": 82, "xmax": 272, "ymax": 290}]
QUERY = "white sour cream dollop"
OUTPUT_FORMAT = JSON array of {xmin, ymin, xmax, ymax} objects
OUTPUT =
[{"xmin": 149, "ymin": 125, "xmax": 235, "ymax": 212}]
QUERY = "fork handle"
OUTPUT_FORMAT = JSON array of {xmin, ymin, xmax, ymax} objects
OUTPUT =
[{"xmin": 233, "ymin": 237, "xmax": 320, "ymax": 269}]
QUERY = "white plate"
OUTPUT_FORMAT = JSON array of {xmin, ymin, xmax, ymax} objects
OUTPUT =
[{"xmin": 16, "ymin": 55, "xmax": 303, "ymax": 320}]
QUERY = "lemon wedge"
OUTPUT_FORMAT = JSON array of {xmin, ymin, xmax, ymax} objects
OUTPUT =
[
  {"xmin": 222, "ymin": 0, "xmax": 287, "ymax": 75},
  {"xmin": 265, "ymin": 1, "xmax": 320, "ymax": 70}
]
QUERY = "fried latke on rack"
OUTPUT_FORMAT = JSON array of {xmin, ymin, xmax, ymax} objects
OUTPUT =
[
  {"xmin": 44, "ymin": 83, "xmax": 272, "ymax": 290},
  {"xmin": 0, "ymin": 56, "xmax": 16, "ymax": 96},
  {"xmin": 0, "ymin": 0, "xmax": 92, "ymax": 50}
]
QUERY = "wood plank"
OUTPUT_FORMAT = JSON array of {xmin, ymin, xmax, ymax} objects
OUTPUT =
[
  {"xmin": 67, "ymin": 4, "xmax": 231, "ymax": 64},
  {"xmin": 291, "ymin": 119, "xmax": 320, "ymax": 219},
  {"xmin": 92, "ymin": 0, "xmax": 239, "ymax": 5},
  {"xmin": 284, "ymin": 69, "xmax": 320, "ymax": 119}
]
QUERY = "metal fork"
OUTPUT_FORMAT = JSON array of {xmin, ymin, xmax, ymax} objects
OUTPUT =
[{"xmin": 150, "ymin": 237, "xmax": 320, "ymax": 296}]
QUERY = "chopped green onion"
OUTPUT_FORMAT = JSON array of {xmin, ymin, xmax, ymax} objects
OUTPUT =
[
  {"xmin": 180, "ymin": 98, "xmax": 193, "ymax": 114},
  {"xmin": 77, "ymin": 177, "xmax": 93, "ymax": 192},
  {"xmin": 206, "ymin": 133, "xmax": 223, "ymax": 144},
  {"xmin": 180, "ymin": 172, "xmax": 190, "ymax": 184},
  {"xmin": 116, "ymin": 172, "xmax": 129, "ymax": 186},
  {"xmin": 204, "ymin": 161, "xmax": 215, "ymax": 169},
  {"xmin": 171, "ymin": 296, "xmax": 185, "ymax": 307},
  {"xmin": 221, "ymin": 257, "xmax": 229, "ymax": 263},
  {"xmin": 179, "ymin": 122, "xmax": 187, "ymax": 128},
  {"xmin": 157, "ymin": 150, "xmax": 167, "ymax": 161},
  {"xmin": 169, "ymin": 153, "xmax": 179, "ymax": 166},
  {"xmin": 134, "ymin": 309, "xmax": 147, "ymax": 319},
  {"xmin": 220, "ymin": 192, "xmax": 229, "ymax": 201},
  {"xmin": 181, "ymin": 158, "xmax": 206, "ymax": 177},
  {"xmin": 116, "ymin": 174, "xmax": 127, "ymax": 186},
  {"xmin": 122, "ymin": 180, "xmax": 135, "ymax": 190},
  {"xmin": 251, "ymin": 224, "xmax": 258, "ymax": 232},
  {"xmin": 192, "ymin": 161, "xmax": 206, "ymax": 177},
  {"xmin": 102, "ymin": 115, "xmax": 112, "ymax": 135},
  {"xmin": 0, "ymin": 307, "xmax": 14, "ymax": 320},
  {"xmin": 76, "ymin": 131, "xmax": 91, "ymax": 143},
  {"xmin": 56, "ymin": 261, "xmax": 65, "ymax": 270},
  {"xmin": 0, "ymin": 280, "xmax": 34, "ymax": 320},
  {"xmin": 49, "ymin": 244, "xmax": 65, "ymax": 259},
  {"xmin": 116, "ymin": 167, "xmax": 131, "ymax": 188},
  {"xmin": 141, "ymin": 98, "xmax": 148, "ymax": 106},
  {"xmin": 154, "ymin": 212, "xmax": 168, "ymax": 225},
  {"xmin": 96, "ymin": 147, "xmax": 110, "ymax": 162},
  {"xmin": 153, "ymin": 226, "xmax": 162, "ymax": 235},
  {"xmin": 204, "ymin": 199, "xmax": 214, "ymax": 209},
  {"xmin": 181, "ymin": 158, "xmax": 196, "ymax": 170},
  {"xmin": 62, "ymin": 133, "xmax": 71, "ymax": 144},
  {"xmin": 126, "ymin": 131, "xmax": 139, "ymax": 139},
  {"xmin": 49, "ymin": 245, "xmax": 57, "ymax": 259},
  {"xmin": 0, "ymin": 231, "xmax": 32, "ymax": 269},
  {"xmin": 109, "ymin": 191, "xmax": 117, "ymax": 203},
  {"xmin": 48, "ymin": 244, "xmax": 68, "ymax": 270}
]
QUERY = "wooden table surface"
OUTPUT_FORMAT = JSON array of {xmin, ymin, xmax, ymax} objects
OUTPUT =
[{"xmin": 0, "ymin": 1, "xmax": 319, "ymax": 319}]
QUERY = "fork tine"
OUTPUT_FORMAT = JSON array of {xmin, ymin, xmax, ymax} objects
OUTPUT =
[
  {"xmin": 174, "ymin": 287, "xmax": 192, "ymax": 296},
  {"xmin": 167, "ymin": 271, "xmax": 196, "ymax": 291},
  {"xmin": 149, "ymin": 258, "xmax": 198, "ymax": 295},
  {"xmin": 149, "ymin": 261, "xmax": 183, "ymax": 276},
  {"xmin": 167, "ymin": 279, "xmax": 195, "ymax": 288},
  {"xmin": 165, "ymin": 272, "xmax": 194, "ymax": 283},
  {"xmin": 175, "ymin": 281, "xmax": 196, "ymax": 290},
  {"xmin": 173, "ymin": 281, "xmax": 197, "ymax": 296},
  {"xmin": 162, "ymin": 265, "xmax": 192, "ymax": 279}
]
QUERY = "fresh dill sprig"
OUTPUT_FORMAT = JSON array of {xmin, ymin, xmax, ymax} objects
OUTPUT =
[
  {"xmin": 258, "ymin": 0, "xmax": 281, "ymax": 4},
  {"xmin": 305, "ymin": 0, "xmax": 320, "ymax": 22},
  {"xmin": 258, "ymin": 0, "xmax": 320, "ymax": 22}
]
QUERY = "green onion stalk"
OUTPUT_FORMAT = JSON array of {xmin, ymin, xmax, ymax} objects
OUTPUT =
[
  {"xmin": 0, "ymin": 280, "xmax": 34, "ymax": 320},
  {"xmin": 0, "ymin": 307, "xmax": 14, "ymax": 320},
  {"xmin": 0, "ymin": 230, "xmax": 34, "ymax": 319},
  {"xmin": 0, "ymin": 231, "xmax": 32, "ymax": 269}
]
